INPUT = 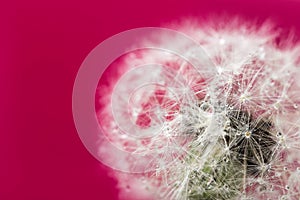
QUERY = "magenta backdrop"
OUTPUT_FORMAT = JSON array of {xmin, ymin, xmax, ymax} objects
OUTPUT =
[{"xmin": 1, "ymin": 0, "xmax": 300, "ymax": 199}]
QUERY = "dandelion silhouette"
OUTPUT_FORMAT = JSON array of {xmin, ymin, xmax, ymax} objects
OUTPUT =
[{"xmin": 94, "ymin": 17, "xmax": 300, "ymax": 200}]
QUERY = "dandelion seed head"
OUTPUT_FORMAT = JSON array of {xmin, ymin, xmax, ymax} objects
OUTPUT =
[{"xmin": 94, "ymin": 16, "xmax": 300, "ymax": 200}]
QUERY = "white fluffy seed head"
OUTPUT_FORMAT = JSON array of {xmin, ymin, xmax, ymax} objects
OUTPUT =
[{"xmin": 97, "ymin": 16, "xmax": 300, "ymax": 200}]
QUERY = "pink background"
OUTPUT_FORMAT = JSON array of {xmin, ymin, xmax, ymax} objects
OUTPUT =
[{"xmin": 1, "ymin": 0, "xmax": 300, "ymax": 199}]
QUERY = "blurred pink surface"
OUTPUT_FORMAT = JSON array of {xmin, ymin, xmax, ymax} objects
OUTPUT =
[{"xmin": 1, "ymin": 0, "xmax": 300, "ymax": 199}]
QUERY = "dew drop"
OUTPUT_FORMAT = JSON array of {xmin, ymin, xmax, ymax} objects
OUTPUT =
[
  {"xmin": 245, "ymin": 131, "xmax": 252, "ymax": 138},
  {"xmin": 285, "ymin": 185, "xmax": 290, "ymax": 190},
  {"xmin": 276, "ymin": 132, "xmax": 282, "ymax": 138},
  {"xmin": 280, "ymin": 195, "xmax": 288, "ymax": 200},
  {"xmin": 224, "ymin": 184, "xmax": 229, "ymax": 190}
]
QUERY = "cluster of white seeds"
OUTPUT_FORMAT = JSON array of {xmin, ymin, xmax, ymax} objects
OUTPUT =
[{"xmin": 96, "ymin": 17, "xmax": 300, "ymax": 200}]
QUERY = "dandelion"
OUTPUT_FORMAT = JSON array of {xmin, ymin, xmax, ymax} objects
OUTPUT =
[{"xmin": 95, "ymin": 16, "xmax": 300, "ymax": 200}]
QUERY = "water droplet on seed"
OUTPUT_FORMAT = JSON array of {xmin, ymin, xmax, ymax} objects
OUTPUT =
[{"xmin": 285, "ymin": 185, "xmax": 290, "ymax": 190}]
